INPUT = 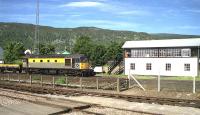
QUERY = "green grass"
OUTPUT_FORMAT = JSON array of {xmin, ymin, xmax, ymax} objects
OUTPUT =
[
  {"xmin": 161, "ymin": 76, "xmax": 200, "ymax": 81},
  {"xmin": 55, "ymin": 77, "xmax": 66, "ymax": 84},
  {"xmin": 96, "ymin": 73, "xmax": 200, "ymax": 81}
]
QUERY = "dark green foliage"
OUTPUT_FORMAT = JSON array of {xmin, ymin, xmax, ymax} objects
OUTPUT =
[
  {"xmin": 39, "ymin": 43, "xmax": 55, "ymax": 55},
  {"xmin": 73, "ymin": 36, "xmax": 123, "ymax": 66},
  {"xmin": 3, "ymin": 42, "xmax": 25, "ymax": 63},
  {"xmin": 1, "ymin": 22, "xmax": 199, "ymax": 52},
  {"xmin": 90, "ymin": 45, "xmax": 106, "ymax": 66},
  {"xmin": 0, "ymin": 22, "xmax": 153, "ymax": 51},
  {"xmin": 103, "ymin": 42, "xmax": 123, "ymax": 62},
  {"xmin": 72, "ymin": 36, "xmax": 93, "ymax": 58}
]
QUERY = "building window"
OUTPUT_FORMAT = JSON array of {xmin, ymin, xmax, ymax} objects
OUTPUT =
[
  {"xmin": 131, "ymin": 49, "xmax": 158, "ymax": 58},
  {"xmin": 146, "ymin": 63, "xmax": 152, "ymax": 70},
  {"xmin": 181, "ymin": 49, "xmax": 191, "ymax": 57},
  {"xmin": 184, "ymin": 64, "xmax": 190, "ymax": 71},
  {"xmin": 40, "ymin": 60, "xmax": 43, "ymax": 62},
  {"xmin": 47, "ymin": 60, "xmax": 50, "ymax": 62},
  {"xmin": 33, "ymin": 60, "xmax": 35, "ymax": 62},
  {"xmin": 166, "ymin": 63, "xmax": 171, "ymax": 71},
  {"xmin": 55, "ymin": 60, "xmax": 57, "ymax": 62},
  {"xmin": 130, "ymin": 63, "xmax": 135, "ymax": 70}
]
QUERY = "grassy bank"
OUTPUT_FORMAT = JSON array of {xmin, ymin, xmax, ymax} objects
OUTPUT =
[{"xmin": 96, "ymin": 73, "xmax": 200, "ymax": 81}]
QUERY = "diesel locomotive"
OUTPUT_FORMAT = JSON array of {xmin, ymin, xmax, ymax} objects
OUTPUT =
[{"xmin": 0, "ymin": 54, "xmax": 95, "ymax": 77}]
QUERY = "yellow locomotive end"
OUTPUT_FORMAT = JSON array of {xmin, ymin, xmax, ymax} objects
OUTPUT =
[
  {"xmin": 0, "ymin": 64, "xmax": 20, "ymax": 68},
  {"xmin": 79, "ymin": 63, "xmax": 89, "ymax": 69}
]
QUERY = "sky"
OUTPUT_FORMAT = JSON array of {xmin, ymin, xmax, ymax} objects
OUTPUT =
[{"xmin": 0, "ymin": 0, "xmax": 200, "ymax": 35}]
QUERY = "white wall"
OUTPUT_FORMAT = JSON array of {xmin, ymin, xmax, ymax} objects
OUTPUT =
[
  {"xmin": 0, "ymin": 60, "xmax": 3, "ymax": 64},
  {"xmin": 125, "ymin": 58, "xmax": 198, "ymax": 76}
]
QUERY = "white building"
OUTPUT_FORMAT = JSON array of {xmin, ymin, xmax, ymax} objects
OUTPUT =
[{"xmin": 122, "ymin": 38, "xmax": 200, "ymax": 76}]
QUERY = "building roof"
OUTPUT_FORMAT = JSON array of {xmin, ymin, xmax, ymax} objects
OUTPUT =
[
  {"xmin": 24, "ymin": 54, "xmax": 85, "ymax": 58},
  {"xmin": 56, "ymin": 50, "xmax": 71, "ymax": 55},
  {"xmin": 122, "ymin": 38, "xmax": 200, "ymax": 48}
]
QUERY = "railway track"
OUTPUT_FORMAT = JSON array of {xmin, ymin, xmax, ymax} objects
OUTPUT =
[
  {"xmin": 0, "ymin": 81, "xmax": 200, "ymax": 109},
  {"xmin": 0, "ymin": 87, "xmax": 157, "ymax": 115}
]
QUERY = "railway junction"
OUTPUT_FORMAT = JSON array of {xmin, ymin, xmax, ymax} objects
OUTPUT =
[
  {"xmin": 0, "ymin": 37, "xmax": 200, "ymax": 114},
  {"xmin": 1, "ymin": 73, "xmax": 200, "ymax": 114}
]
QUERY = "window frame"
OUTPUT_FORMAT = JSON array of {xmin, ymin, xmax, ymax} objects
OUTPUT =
[
  {"xmin": 184, "ymin": 63, "xmax": 190, "ymax": 71},
  {"xmin": 165, "ymin": 63, "xmax": 171, "ymax": 71},
  {"xmin": 146, "ymin": 63, "xmax": 152, "ymax": 70},
  {"xmin": 130, "ymin": 63, "xmax": 135, "ymax": 70}
]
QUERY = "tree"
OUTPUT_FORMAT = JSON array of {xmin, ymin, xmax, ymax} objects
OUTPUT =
[
  {"xmin": 3, "ymin": 42, "xmax": 25, "ymax": 63},
  {"xmin": 39, "ymin": 43, "xmax": 55, "ymax": 55},
  {"xmin": 103, "ymin": 42, "xmax": 123, "ymax": 62},
  {"xmin": 72, "ymin": 36, "xmax": 93, "ymax": 58},
  {"xmin": 90, "ymin": 45, "xmax": 106, "ymax": 66}
]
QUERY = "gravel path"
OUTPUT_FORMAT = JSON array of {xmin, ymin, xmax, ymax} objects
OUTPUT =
[{"xmin": 0, "ymin": 96, "xmax": 24, "ymax": 106}]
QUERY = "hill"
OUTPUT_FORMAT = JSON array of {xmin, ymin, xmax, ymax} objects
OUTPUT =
[{"xmin": 0, "ymin": 22, "xmax": 200, "ymax": 51}]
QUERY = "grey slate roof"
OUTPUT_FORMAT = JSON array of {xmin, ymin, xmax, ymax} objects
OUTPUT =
[
  {"xmin": 24, "ymin": 54, "xmax": 85, "ymax": 58},
  {"xmin": 122, "ymin": 38, "xmax": 200, "ymax": 48}
]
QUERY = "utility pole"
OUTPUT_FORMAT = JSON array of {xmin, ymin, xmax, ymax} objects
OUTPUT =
[
  {"xmin": 34, "ymin": 0, "xmax": 39, "ymax": 54},
  {"xmin": 198, "ymin": 44, "xmax": 200, "ymax": 77}
]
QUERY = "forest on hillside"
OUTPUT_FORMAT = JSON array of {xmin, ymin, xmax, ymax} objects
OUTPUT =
[{"xmin": 0, "ymin": 22, "xmax": 200, "ymax": 51}]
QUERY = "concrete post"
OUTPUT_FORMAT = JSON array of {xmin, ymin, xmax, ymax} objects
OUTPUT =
[
  {"xmin": 193, "ymin": 76, "xmax": 196, "ymax": 93},
  {"xmin": 158, "ymin": 75, "xmax": 160, "ymax": 92},
  {"xmin": 8, "ymin": 74, "xmax": 10, "ymax": 81},
  {"xmin": 127, "ymin": 79, "xmax": 129, "ymax": 89},
  {"xmin": 52, "ymin": 76, "xmax": 55, "ymax": 88},
  {"xmin": 41, "ymin": 75, "xmax": 43, "ymax": 87},
  {"xmin": 80, "ymin": 77, "xmax": 82, "ymax": 89},
  {"xmin": 117, "ymin": 77, "xmax": 120, "ymax": 92},
  {"xmin": 65, "ymin": 77, "xmax": 68, "ymax": 87},
  {"xmin": 96, "ymin": 77, "xmax": 99, "ymax": 90},
  {"xmin": 30, "ymin": 75, "xmax": 32, "ymax": 85},
  {"xmin": 18, "ymin": 75, "xmax": 20, "ymax": 83}
]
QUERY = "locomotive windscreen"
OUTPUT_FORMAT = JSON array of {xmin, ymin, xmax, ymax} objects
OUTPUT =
[
  {"xmin": 80, "ymin": 56, "xmax": 88, "ymax": 63},
  {"xmin": 65, "ymin": 59, "xmax": 71, "ymax": 66}
]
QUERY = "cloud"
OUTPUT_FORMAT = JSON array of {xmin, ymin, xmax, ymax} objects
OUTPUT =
[
  {"xmin": 59, "ymin": 19, "xmax": 142, "ymax": 30},
  {"xmin": 186, "ymin": 9, "xmax": 200, "ymax": 13},
  {"xmin": 117, "ymin": 10, "xmax": 151, "ymax": 16},
  {"xmin": 60, "ymin": 1, "xmax": 104, "ymax": 8}
]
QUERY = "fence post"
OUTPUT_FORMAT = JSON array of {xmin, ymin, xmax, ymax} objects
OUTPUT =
[
  {"xmin": 96, "ymin": 77, "xmax": 99, "ymax": 90},
  {"xmin": 80, "ymin": 77, "xmax": 82, "ymax": 89},
  {"xmin": 52, "ymin": 76, "xmax": 55, "ymax": 88},
  {"xmin": 65, "ymin": 77, "xmax": 68, "ymax": 87},
  {"xmin": 8, "ymin": 74, "xmax": 10, "ymax": 81},
  {"xmin": 41, "ymin": 75, "xmax": 43, "ymax": 87},
  {"xmin": 158, "ymin": 75, "xmax": 160, "ymax": 92},
  {"xmin": 30, "ymin": 75, "xmax": 32, "ymax": 85},
  {"xmin": 126, "ymin": 78, "xmax": 129, "ymax": 89},
  {"xmin": 193, "ymin": 76, "xmax": 196, "ymax": 93},
  {"xmin": 18, "ymin": 75, "xmax": 20, "ymax": 83},
  {"xmin": 117, "ymin": 77, "xmax": 120, "ymax": 92},
  {"xmin": 128, "ymin": 78, "xmax": 131, "ymax": 88}
]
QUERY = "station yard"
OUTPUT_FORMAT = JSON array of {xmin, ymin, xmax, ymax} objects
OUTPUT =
[{"xmin": 1, "ymin": 73, "xmax": 200, "ymax": 100}]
